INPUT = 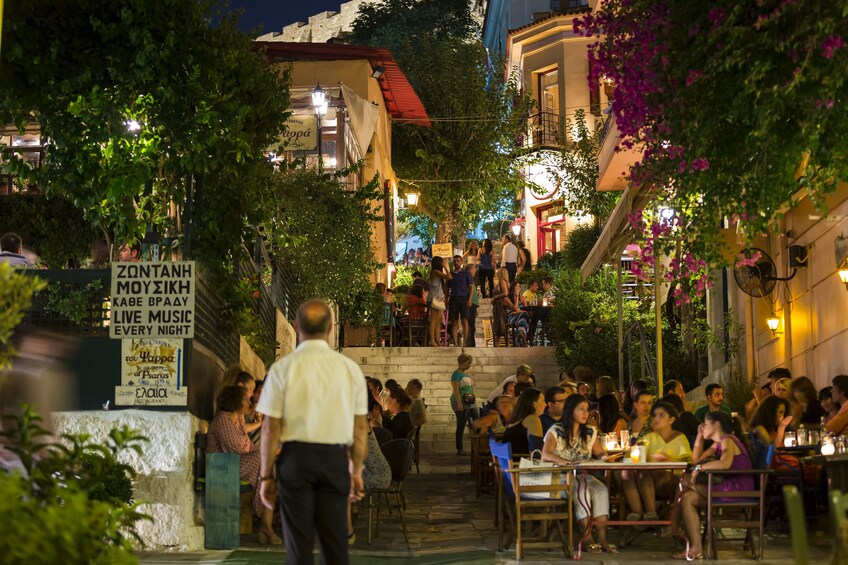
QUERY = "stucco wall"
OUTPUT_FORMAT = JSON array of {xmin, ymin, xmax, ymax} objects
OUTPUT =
[{"xmin": 744, "ymin": 184, "xmax": 848, "ymax": 388}]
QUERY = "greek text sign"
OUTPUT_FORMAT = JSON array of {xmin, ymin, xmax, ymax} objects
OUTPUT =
[
  {"xmin": 115, "ymin": 338, "xmax": 188, "ymax": 406},
  {"xmin": 110, "ymin": 261, "xmax": 196, "ymax": 339},
  {"xmin": 271, "ymin": 116, "xmax": 316, "ymax": 152}
]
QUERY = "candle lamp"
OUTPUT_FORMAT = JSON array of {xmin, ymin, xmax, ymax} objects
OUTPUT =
[
  {"xmin": 822, "ymin": 436, "xmax": 836, "ymax": 456},
  {"xmin": 630, "ymin": 444, "xmax": 641, "ymax": 464}
]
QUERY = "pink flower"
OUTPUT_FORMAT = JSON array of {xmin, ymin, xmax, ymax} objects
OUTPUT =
[
  {"xmin": 822, "ymin": 35, "xmax": 846, "ymax": 59},
  {"xmin": 685, "ymin": 70, "xmax": 702, "ymax": 86},
  {"xmin": 678, "ymin": 160, "xmax": 688, "ymax": 173}
]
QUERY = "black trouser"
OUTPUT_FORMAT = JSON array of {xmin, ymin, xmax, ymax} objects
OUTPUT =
[
  {"xmin": 466, "ymin": 305, "xmax": 477, "ymax": 347},
  {"xmin": 505, "ymin": 262, "xmax": 517, "ymax": 285},
  {"xmin": 478, "ymin": 268, "xmax": 495, "ymax": 297},
  {"xmin": 276, "ymin": 442, "xmax": 350, "ymax": 565}
]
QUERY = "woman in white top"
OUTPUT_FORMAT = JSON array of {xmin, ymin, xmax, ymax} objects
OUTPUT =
[
  {"xmin": 463, "ymin": 240, "xmax": 480, "ymax": 266},
  {"xmin": 542, "ymin": 394, "xmax": 621, "ymax": 554}
]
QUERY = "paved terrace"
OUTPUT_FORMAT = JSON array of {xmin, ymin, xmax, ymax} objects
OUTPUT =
[{"xmin": 140, "ymin": 454, "xmax": 833, "ymax": 564}]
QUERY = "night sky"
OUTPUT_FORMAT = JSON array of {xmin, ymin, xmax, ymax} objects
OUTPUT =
[{"xmin": 225, "ymin": 0, "xmax": 349, "ymax": 35}]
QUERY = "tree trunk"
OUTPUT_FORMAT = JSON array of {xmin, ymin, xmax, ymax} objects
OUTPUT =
[{"xmin": 436, "ymin": 214, "xmax": 456, "ymax": 244}]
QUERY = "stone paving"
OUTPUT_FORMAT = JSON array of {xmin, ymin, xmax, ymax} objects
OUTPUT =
[{"xmin": 140, "ymin": 452, "xmax": 835, "ymax": 564}]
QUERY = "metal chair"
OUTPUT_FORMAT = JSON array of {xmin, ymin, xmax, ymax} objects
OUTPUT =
[
  {"xmin": 367, "ymin": 438, "xmax": 414, "ymax": 544},
  {"xmin": 489, "ymin": 438, "xmax": 571, "ymax": 560},
  {"xmin": 405, "ymin": 426, "xmax": 421, "ymax": 474},
  {"xmin": 372, "ymin": 426, "xmax": 392, "ymax": 447}
]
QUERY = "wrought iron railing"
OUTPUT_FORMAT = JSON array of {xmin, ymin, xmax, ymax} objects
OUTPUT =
[
  {"xmin": 517, "ymin": 112, "xmax": 563, "ymax": 150},
  {"xmin": 598, "ymin": 112, "xmax": 615, "ymax": 147}
]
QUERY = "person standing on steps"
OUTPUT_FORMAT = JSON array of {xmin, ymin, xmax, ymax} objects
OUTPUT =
[
  {"xmin": 465, "ymin": 263, "xmax": 479, "ymax": 348},
  {"xmin": 500, "ymin": 234, "xmax": 518, "ymax": 285},
  {"xmin": 428, "ymin": 256, "xmax": 452, "ymax": 346},
  {"xmin": 258, "ymin": 299, "xmax": 369, "ymax": 565},
  {"xmin": 478, "ymin": 238, "xmax": 495, "ymax": 298},
  {"xmin": 450, "ymin": 353, "xmax": 478, "ymax": 456}
]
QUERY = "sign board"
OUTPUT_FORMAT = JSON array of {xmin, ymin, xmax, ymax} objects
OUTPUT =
[
  {"xmin": 115, "ymin": 338, "xmax": 188, "ymax": 406},
  {"xmin": 269, "ymin": 115, "xmax": 316, "ymax": 152},
  {"xmin": 110, "ymin": 261, "xmax": 196, "ymax": 339},
  {"xmin": 431, "ymin": 243, "xmax": 453, "ymax": 260}
]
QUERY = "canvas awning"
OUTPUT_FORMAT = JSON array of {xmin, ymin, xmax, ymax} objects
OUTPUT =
[
  {"xmin": 340, "ymin": 83, "xmax": 380, "ymax": 156},
  {"xmin": 580, "ymin": 186, "xmax": 647, "ymax": 281}
]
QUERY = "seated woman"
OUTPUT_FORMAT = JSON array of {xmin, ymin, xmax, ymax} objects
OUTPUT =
[
  {"xmin": 505, "ymin": 281, "xmax": 531, "ymax": 347},
  {"xmin": 542, "ymin": 394, "xmax": 620, "ymax": 554},
  {"xmin": 208, "ymin": 385, "xmax": 281, "ymax": 545},
  {"xmin": 405, "ymin": 284, "xmax": 429, "ymax": 320},
  {"xmin": 224, "ymin": 370, "xmax": 263, "ymax": 437},
  {"xmin": 666, "ymin": 412, "xmax": 754, "ymax": 560},
  {"xmin": 790, "ymin": 376, "xmax": 825, "ymax": 426},
  {"xmin": 473, "ymin": 394, "xmax": 515, "ymax": 435},
  {"xmin": 619, "ymin": 402, "xmax": 692, "ymax": 523},
  {"xmin": 347, "ymin": 394, "xmax": 393, "ymax": 544},
  {"xmin": 502, "ymin": 387, "xmax": 545, "ymax": 455},
  {"xmin": 384, "ymin": 387, "xmax": 415, "ymax": 440},
  {"xmin": 749, "ymin": 396, "xmax": 792, "ymax": 447},
  {"xmin": 597, "ymin": 393, "xmax": 628, "ymax": 437},
  {"xmin": 820, "ymin": 386, "xmax": 840, "ymax": 424},
  {"xmin": 628, "ymin": 390, "xmax": 654, "ymax": 443}
]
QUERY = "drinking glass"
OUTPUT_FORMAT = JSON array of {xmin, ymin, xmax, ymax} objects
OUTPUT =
[{"xmin": 620, "ymin": 430, "xmax": 631, "ymax": 450}]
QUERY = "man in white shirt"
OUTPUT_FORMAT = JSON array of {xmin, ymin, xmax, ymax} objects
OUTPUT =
[
  {"xmin": 500, "ymin": 234, "xmax": 518, "ymax": 284},
  {"xmin": 258, "ymin": 299, "xmax": 368, "ymax": 565}
]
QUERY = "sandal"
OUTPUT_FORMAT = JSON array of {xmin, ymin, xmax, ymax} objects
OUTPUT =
[
  {"xmin": 602, "ymin": 544, "xmax": 619, "ymax": 554},
  {"xmin": 672, "ymin": 550, "xmax": 704, "ymax": 560},
  {"xmin": 586, "ymin": 543, "xmax": 603, "ymax": 553}
]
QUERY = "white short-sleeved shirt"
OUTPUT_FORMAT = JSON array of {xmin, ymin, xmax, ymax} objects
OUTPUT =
[{"xmin": 256, "ymin": 339, "xmax": 368, "ymax": 445}]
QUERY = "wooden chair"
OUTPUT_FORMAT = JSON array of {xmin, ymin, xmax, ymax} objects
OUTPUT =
[
  {"xmin": 372, "ymin": 426, "xmax": 393, "ymax": 447},
  {"xmin": 375, "ymin": 303, "xmax": 398, "ymax": 346},
  {"xmin": 490, "ymin": 438, "xmax": 572, "ymax": 560},
  {"xmin": 830, "ymin": 489, "xmax": 848, "ymax": 565},
  {"xmin": 702, "ymin": 468, "xmax": 772, "ymax": 559},
  {"xmin": 399, "ymin": 305, "xmax": 429, "ymax": 346},
  {"xmin": 469, "ymin": 433, "xmax": 495, "ymax": 497},
  {"xmin": 482, "ymin": 318, "xmax": 494, "ymax": 347}
]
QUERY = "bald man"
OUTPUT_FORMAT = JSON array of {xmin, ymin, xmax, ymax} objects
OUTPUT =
[{"xmin": 258, "ymin": 299, "xmax": 369, "ymax": 564}]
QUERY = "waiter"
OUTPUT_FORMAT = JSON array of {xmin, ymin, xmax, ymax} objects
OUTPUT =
[
  {"xmin": 500, "ymin": 234, "xmax": 518, "ymax": 284},
  {"xmin": 258, "ymin": 299, "xmax": 368, "ymax": 564}
]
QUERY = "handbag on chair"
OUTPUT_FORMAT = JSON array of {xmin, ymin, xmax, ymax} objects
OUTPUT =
[{"xmin": 518, "ymin": 450, "xmax": 558, "ymax": 499}]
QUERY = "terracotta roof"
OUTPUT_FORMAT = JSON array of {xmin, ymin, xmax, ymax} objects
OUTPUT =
[
  {"xmin": 507, "ymin": 7, "xmax": 590, "ymax": 36},
  {"xmin": 255, "ymin": 42, "xmax": 431, "ymax": 128}
]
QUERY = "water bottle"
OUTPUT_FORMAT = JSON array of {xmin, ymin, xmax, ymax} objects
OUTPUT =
[
  {"xmin": 797, "ymin": 424, "xmax": 806, "ymax": 446},
  {"xmin": 821, "ymin": 416, "xmax": 827, "ymax": 443}
]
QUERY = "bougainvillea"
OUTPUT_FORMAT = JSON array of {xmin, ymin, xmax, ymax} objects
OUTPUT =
[{"xmin": 576, "ymin": 0, "xmax": 848, "ymax": 298}]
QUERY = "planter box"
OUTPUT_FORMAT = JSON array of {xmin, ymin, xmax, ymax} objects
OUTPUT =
[{"xmin": 343, "ymin": 323, "xmax": 375, "ymax": 347}]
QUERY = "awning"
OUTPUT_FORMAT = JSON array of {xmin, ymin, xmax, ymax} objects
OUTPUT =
[
  {"xmin": 340, "ymin": 84, "xmax": 380, "ymax": 156},
  {"xmin": 580, "ymin": 186, "xmax": 647, "ymax": 281}
]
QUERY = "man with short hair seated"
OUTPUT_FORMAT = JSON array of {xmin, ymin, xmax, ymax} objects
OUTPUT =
[{"xmin": 473, "ymin": 395, "xmax": 515, "ymax": 435}]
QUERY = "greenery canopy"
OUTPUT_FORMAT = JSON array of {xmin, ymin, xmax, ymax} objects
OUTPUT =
[{"xmin": 350, "ymin": 0, "xmax": 534, "ymax": 244}]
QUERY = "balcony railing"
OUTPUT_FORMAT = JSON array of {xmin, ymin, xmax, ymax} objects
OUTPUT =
[{"xmin": 516, "ymin": 112, "xmax": 564, "ymax": 151}]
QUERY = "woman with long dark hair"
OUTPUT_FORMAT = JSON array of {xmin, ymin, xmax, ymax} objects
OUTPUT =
[
  {"xmin": 789, "ymin": 376, "xmax": 825, "ymax": 425},
  {"xmin": 505, "ymin": 281, "xmax": 531, "ymax": 347},
  {"xmin": 666, "ymin": 411, "xmax": 753, "ymax": 560},
  {"xmin": 502, "ymin": 387, "xmax": 545, "ymax": 454},
  {"xmin": 597, "ymin": 393, "xmax": 627, "ymax": 435},
  {"xmin": 542, "ymin": 394, "xmax": 619, "ymax": 553},
  {"xmin": 478, "ymin": 238, "xmax": 495, "ymax": 297},
  {"xmin": 749, "ymin": 396, "xmax": 792, "ymax": 446}
]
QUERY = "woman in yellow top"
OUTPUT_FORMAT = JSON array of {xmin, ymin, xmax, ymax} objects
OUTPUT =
[{"xmin": 619, "ymin": 402, "xmax": 692, "ymax": 523}]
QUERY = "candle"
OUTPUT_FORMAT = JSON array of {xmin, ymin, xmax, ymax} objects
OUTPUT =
[
  {"xmin": 542, "ymin": 298, "xmax": 548, "ymax": 307},
  {"xmin": 630, "ymin": 445, "xmax": 641, "ymax": 464},
  {"xmin": 822, "ymin": 442, "xmax": 836, "ymax": 456},
  {"xmin": 605, "ymin": 439, "xmax": 618, "ymax": 451}
]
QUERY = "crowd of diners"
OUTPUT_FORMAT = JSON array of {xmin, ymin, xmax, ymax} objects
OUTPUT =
[
  {"xmin": 203, "ymin": 364, "xmax": 429, "ymax": 546},
  {"xmin": 466, "ymin": 363, "xmax": 847, "ymax": 559}
]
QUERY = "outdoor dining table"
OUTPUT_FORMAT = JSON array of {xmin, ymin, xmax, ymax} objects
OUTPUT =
[
  {"xmin": 569, "ymin": 460, "xmax": 690, "ymax": 560},
  {"xmin": 801, "ymin": 452, "xmax": 848, "ymax": 491}
]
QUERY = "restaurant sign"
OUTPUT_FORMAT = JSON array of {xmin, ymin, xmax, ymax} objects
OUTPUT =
[
  {"xmin": 431, "ymin": 243, "xmax": 453, "ymax": 260},
  {"xmin": 110, "ymin": 261, "xmax": 195, "ymax": 339},
  {"xmin": 272, "ymin": 116, "xmax": 317, "ymax": 152},
  {"xmin": 115, "ymin": 338, "xmax": 188, "ymax": 406}
]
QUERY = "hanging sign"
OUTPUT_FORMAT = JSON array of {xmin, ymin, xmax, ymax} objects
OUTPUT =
[
  {"xmin": 431, "ymin": 243, "xmax": 453, "ymax": 260},
  {"xmin": 115, "ymin": 338, "xmax": 188, "ymax": 406},
  {"xmin": 270, "ymin": 115, "xmax": 316, "ymax": 152},
  {"xmin": 110, "ymin": 261, "xmax": 196, "ymax": 339}
]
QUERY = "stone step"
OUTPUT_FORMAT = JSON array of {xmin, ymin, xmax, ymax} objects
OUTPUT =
[{"xmin": 343, "ymin": 345, "xmax": 560, "ymax": 453}]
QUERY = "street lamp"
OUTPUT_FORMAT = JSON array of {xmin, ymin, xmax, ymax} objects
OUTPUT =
[
  {"xmin": 311, "ymin": 83, "xmax": 329, "ymax": 171},
  {"xmin": 406, "ymin": 191, "xmax": 419, "ymax": 206}
]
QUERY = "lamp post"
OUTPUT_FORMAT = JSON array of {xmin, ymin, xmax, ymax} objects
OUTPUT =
[{"xmin": 311, "ymin": 83, "xmax": 328, "ymax": 172}]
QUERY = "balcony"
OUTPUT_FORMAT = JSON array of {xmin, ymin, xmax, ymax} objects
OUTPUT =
[
  {"xmin": 516, "ymin": 112, "xmax": 564, "ymax": 152},
  {"xmin": 596, "ymin": 112, "xmax": 641, "ymax": 191}
]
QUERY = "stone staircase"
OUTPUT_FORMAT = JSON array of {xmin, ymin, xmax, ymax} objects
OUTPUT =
[{"xmin": 342, "ymin": 344, "xmax": 560, "ymax": 453}]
